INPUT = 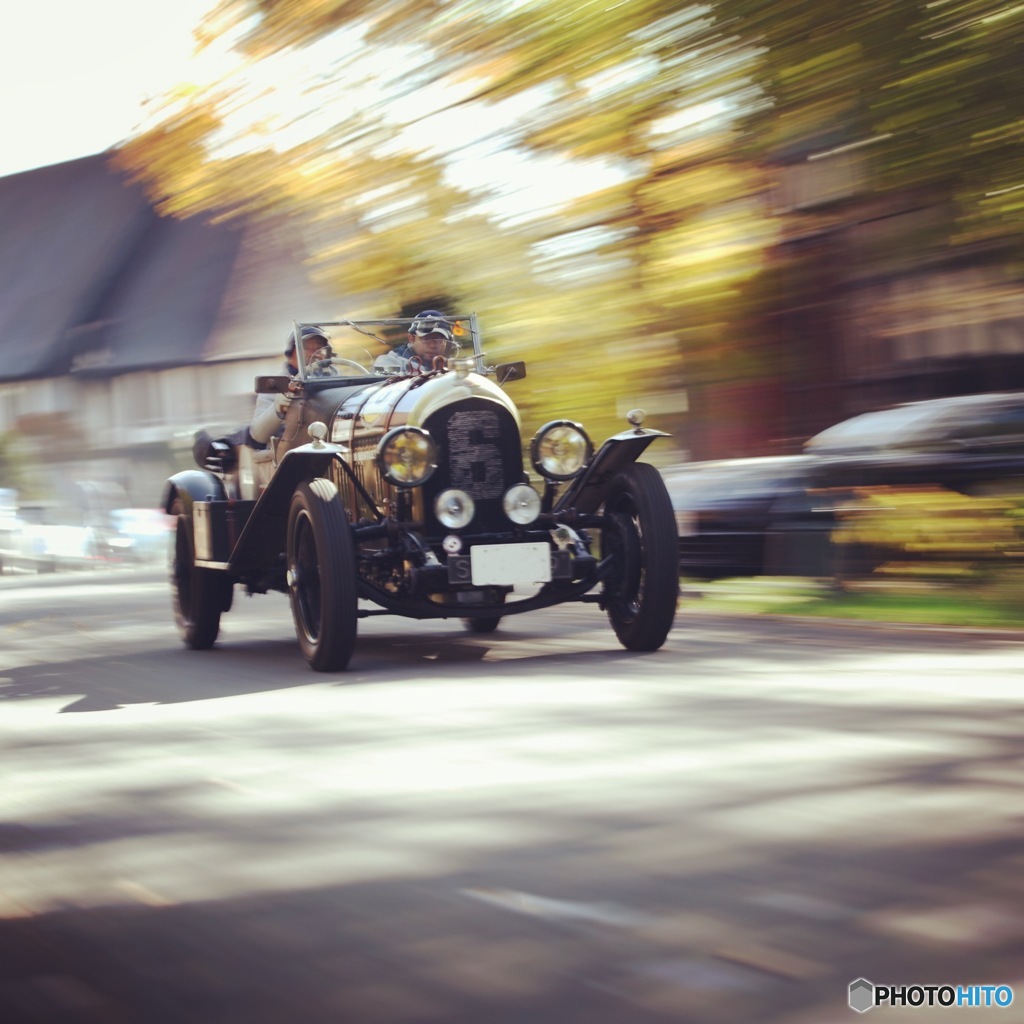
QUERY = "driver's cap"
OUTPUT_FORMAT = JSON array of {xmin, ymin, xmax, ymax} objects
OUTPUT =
[
  {"xmin": 409, "ymin": 311, "xmax": 453, "ymax": 342},
  {"xmin": 285, "ymin": 325, "xmax": 329, "ymax": 356}
]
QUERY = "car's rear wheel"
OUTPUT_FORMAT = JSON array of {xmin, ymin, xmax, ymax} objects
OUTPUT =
[
  {"xmin": 601, "ymin": 463, "xmax": 679, "ymax": 651},
  {"xmin": 460, "ymin": 589, "xmax": 507, "ymax": 634},
  {"xmin": 169, "ymin": 496, "xmax": 232, "ymax": 650},
  {"xmin": 287, "ymin": 478, "xmax": 358, "ymax": 672},
  {"xmin": 463, "ymin": 616, "xmax": 501, "ymax": 633}
]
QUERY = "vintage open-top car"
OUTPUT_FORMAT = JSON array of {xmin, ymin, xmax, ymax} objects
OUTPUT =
[{"xmin": 163, "ymin": 315, "xmax": 679, "ymax": 671}]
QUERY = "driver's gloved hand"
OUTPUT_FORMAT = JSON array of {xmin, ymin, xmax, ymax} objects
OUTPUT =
[
  {"xmin": 274, "ymin": 390, "xmax": 294, "ymax": 417},
  {"xmin": 192, "ymin": 429, "xmax": 216, "ymax": 470},
  {"xmin": 193, "ymin": 430, "xmax": 237, "ymax": 473},
  {"xmin": 204, "ymin": 439, "xmax": 234, "ymax": 473}
]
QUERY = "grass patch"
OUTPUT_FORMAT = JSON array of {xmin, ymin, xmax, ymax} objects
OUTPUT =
[{"xmin": 681, "ymin": 575, "xmax": 1024, "ymax": 629}]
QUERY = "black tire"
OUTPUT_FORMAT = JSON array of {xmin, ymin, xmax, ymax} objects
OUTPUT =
[
  {"xmin": 169, "ymin": 496, "xmax": 232, "ymax": 650},
  {"xmin": 600, "ymin": 462, "xmax": 679, "ymax": 651},
  {"xmin": 461, "ymin": 592, "xmax": 505, "ymax": 634},
  {"xmin": 463, "ymin": 615, "xmax": 502, "ymax": 634},
  {"xmin": 287, "ymin": 478, "xmax": 358, "ymax": 672}
]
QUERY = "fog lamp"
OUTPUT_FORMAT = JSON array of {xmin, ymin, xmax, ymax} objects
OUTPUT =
[
  {"xmin": 435, "ymin": 489, "xmax": 475, "ymax": 529},
  {"xmin": 502, "ymin": 484, "xmax": 542, "ymax": 525}
]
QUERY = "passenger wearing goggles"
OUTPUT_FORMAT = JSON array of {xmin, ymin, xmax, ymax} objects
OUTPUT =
[{"xmin": 374, "ymin": 311, "xmax": 457, "ymax": 374}]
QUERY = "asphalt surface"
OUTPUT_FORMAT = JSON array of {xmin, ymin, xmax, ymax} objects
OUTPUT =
[{"xmin": 2, "ymin": 568, "xmax": 1023, "ymax": 1023}]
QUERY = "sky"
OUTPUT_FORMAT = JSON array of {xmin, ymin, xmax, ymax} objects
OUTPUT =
[{"xmin": 1, "ymin": 0, "xmax": 214, "ymax": 177}]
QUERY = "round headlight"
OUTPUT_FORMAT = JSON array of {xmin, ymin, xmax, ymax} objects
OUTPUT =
[
  {"xmin": 435, "ymin": 489, "xmax": 476, "ymax": 529},
  {"xmin": 376, "ymin": 427, "xmax": 437, "ymax": 487},
  {"xmin": 530, "ymin": 420, "xmax": 592, "ymax": 481},
  {"xmin": 502, "ymin": 483, "xmax": 542, "ymax": 525}
]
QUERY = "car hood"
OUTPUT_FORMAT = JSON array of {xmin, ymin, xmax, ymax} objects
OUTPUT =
[{"xmin": 328, "ymin": 368, "xmax": 521, "ymax": 447}]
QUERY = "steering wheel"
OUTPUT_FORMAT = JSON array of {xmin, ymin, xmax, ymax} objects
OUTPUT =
[{"xmin": 307, "ymin": 357, "xmax": 371, "ymax": 377}]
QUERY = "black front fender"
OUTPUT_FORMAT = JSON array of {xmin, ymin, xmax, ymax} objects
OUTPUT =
[
  {"xmin": 227, "ymin": 445, "xmax": 343, "ymax": 572},
  {"xmin": 553, "ymin": 428, "xmax": 670, "ymax": 515}
]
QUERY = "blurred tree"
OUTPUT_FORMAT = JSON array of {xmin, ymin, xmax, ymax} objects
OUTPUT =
[
  {"xmin": 721, "ymin": 0, "xmax": 1024, "ymax": 257},
  {"xmin": 117, "ymin": 0, "xmax": 1024, "ymax": 454},
  {"xmin": 872, "ymin": 0, "xmax": 1024, "ymax": 254},
  {"xmin": 117, "ymin": 0, "xmax": 783, "ymax": 445},
  {"xmin": 718, "ymin": 1, "xmax": 916, "ymax": 152},
  {"xmin": 700, "ymin": 0, "xmax": 1024, "ymax": 450},
  {"xmin": 442, "ymin": 1, "xmax": 778, "ymax": 438}
]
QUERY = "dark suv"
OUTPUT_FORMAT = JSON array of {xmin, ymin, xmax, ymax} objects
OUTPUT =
[{"xmin": 667, "ymin": 390, "xmax": 1024, "ymax": 580}]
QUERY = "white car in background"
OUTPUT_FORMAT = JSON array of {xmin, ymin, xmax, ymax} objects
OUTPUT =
[
  {"xmin": 106, "ymin": 508, "xmax": 174, "ymax": 564},
  {"xmin": 0, "ymin": 494, "xmax": 104, "ymax": 574}
]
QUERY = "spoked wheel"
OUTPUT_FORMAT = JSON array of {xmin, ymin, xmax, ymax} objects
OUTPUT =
[
  {"xmin": 287, "ymin": 478, "xmax": 358, "ymax": 672},
  {"xmin": 169, "ymin": 496, "xmax": 232, "ymax": 650},
  {"xmin": 600, "ymin": 462, "xmax": 679, "ymax": 651}
]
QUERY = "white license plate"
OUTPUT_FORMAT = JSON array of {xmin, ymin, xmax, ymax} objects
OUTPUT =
[{"xmin": 470, "ymin": 542, "xmax": 552, "ymax": 586}]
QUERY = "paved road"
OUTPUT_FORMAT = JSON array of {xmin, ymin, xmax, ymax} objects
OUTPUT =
[{"xmin": 2, "ymin": 569, "xmax": 1023, "ymax": 1022}]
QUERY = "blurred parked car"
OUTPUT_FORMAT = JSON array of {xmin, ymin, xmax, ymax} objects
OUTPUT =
[
  {"xmin": 664, "ymin": 455, "xmax": 827, "ymax": 580},
  {"xmin": 104, "ymin": 508, "xmax": 174, "ymax": 564},
  {"xmin": 0, "ymin": 502, "xmax": 98, "ymax": 573},
  {"xmin": 668, "ymin": 391, "xmax": 1024, "ymax": 580},
  {"xmin": 804, "ymin": 390, "xmax": 1024, "ymax": 490}
]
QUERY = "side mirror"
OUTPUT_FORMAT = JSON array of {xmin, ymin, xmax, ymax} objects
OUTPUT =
[
  {"xmin": 494, "ymin": 361, "xmax": 526, "ymax": 384},
  {"xmin": 255, "ymin": 375, "xmax": 292, "ymax": 394}
]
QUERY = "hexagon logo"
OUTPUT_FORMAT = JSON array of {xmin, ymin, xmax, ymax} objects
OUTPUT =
[{"xmin": 849, "ymin": 978, "xmax": 875, "ymax": 1014}]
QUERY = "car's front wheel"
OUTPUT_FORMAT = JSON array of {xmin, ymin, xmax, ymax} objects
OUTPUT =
[
  {"xmin": 600, "ymin": 463, "xmax": 679, "ymax": 651},
  {"xmin": 169, "ymin": 496, "xmax": 232, "ymax": 650},
  {"xmin": 287, "ymin": 478, "xmax": 358, "ymax": 672}
]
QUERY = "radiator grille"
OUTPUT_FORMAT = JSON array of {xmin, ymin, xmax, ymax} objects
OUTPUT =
[{"xmin": 422, "ymin": 399, "xmax": 523, "ymax": 534}]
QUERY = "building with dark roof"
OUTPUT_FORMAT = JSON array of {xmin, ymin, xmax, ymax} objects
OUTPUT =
[{"xmin": 0, "ymin": 151, "xmax": 340, "ymax": 509}]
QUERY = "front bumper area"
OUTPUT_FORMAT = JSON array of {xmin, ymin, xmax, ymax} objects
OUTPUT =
[{"xmin": 356, "ymin": 534, "xmax": 603, "ymax": 620}]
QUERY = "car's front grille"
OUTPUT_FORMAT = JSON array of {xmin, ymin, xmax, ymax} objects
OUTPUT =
[{"xmin": 422, "ymin": 398, "xmax": 524, "ymax": 535}]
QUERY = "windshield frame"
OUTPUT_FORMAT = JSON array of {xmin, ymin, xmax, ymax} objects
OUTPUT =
[{"xmin": 290, "ymin": 314, "xmax": 482, "ymax": 384}]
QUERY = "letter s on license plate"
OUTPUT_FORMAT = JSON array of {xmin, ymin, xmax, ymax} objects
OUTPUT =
[{"xmin": 470, "ymin": 542, "xmax": 552, "ymax": 586}]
